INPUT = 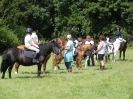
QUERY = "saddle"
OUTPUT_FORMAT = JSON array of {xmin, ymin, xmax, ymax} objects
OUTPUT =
[{"xmin": 17, "ymin": 45, "xmax": 36, "ymax": 58}]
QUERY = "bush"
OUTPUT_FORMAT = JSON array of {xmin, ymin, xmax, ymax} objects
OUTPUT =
[{"xmin": 0, "ymin": 26, "xmax": 20, "ymax": 53}]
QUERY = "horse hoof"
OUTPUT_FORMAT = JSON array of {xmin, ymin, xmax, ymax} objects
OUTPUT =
[
  {"xmin": 54, "ymin": 67, "xmax": 57, "ymax": 71},
  {"xmin": 1, "ymin": 77, "xmax": 4, "ymax": 79},
  {"xmin": 14, "ymin": 71, "xmax": 18, "ymax": 74},
  {"xmin": 37, "ymin": 76, "xmax": 42, "ymax": 78}
]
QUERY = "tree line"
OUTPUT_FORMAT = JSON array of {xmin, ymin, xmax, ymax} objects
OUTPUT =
[{"xmin": 0, "ymin": 0, "xmax": 133, "ymax": 52}]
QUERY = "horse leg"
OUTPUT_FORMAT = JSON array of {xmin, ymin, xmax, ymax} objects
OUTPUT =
[
  {"xmin": 123, "ymin": 50, "xmax": 126, "ymax": 60},
  {"xmin": 43, "ymin": 61, "xmax": 47, "ymax": 73},
  {"xmin": 119, "ymin": 50, "xmax": 122, "ymax": 60},
  {"xmin": 105, "ymin": 55, "xmax": 108, "ymax": 63},
  {"xmin": 43, "ymin": 55, "xmax": 51, "ymax": 73},
  {"xmin": 8, "ymin": 64, "xmax": 14, "ymax": 79},
  {"xmin": 1, "ymin": 65, "xmax": 9, "ymax": 79},
  {"xmin": 79, "ymin": 58, "xmax": 83, "ymax": 69},
  {"xmin": 112, "ymin": 53, "xmax": 115, "ymax": 62},
  {"xmin": 37, "ymin": 64, "xmax": 42, "ymax": 77},
  {"xmin": 14, "ymin": 63, "xmax": 20, "ymax": 74},
  {"xmin": 53, "ymin": 57, "xmax": 62, "ymax": 71},
  {"xmin": 108, "ymin": 54, "xmax": 110, "ymax": 61},
  {"xmin": 76, "ymin": 58, "xmax": 80, "ymax": 69},
  {"xmin": 91, "ymin": 54, "xmax": 95, "ymax": 66},
  {"xmin": 54, "ymin": 64, "xmax": 61, "ymax": 71},
  {"xmin": 85, "ymin": 56, "xmax": 89, "ymax": 68},
  {"xmin": 54, "ymin": 65, "xmax": 58, "ymax": 71}
]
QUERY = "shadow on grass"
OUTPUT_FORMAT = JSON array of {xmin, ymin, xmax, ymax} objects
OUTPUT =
[
  {"xmin": 95, "ymin": 67, "xmax": 112, "ymax": 70},
  {"xmin": 123, "ymin": 59, "xmax": 133, "ymax": 62},
  {"xmin": 14, "ymin": 74, "xmax": 51, "ymax": 79},
  {"xmin": 20, "ymin": 71, "xmax": 52, "ymax": 74},
  {"xmin": 14, "ymin": 71, "xmax": 54, "ymax": 79},
  {"xmin": 116, "ymin": 59, "xmax": 133, "ymax": 62},
  {"xmin": 16, "ymin": 75, "xmax": 41, "ymax": 79},
  {"xmin": 21, "ymin": 71, "xmax": 37, "ymax": 74}
]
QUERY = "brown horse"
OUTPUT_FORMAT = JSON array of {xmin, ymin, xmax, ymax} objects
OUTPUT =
[
  {"xmin": 75, "ymin": 44, "xmax": 93, "ymax": 69},
  {"xmin": 51, "ymin": 37, "xmax": 67, "ymax": 70},
  {"xmin": 51, "ymin": 37, "xmax": 94, "ymax": 70}
]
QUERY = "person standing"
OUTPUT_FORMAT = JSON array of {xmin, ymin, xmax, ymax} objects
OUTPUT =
[
  {"xmin": 85, "ymin": 35, "xmax": 95, "ymax": 67},
  {"xmin": 95, "ymin": 35, "xmax": 107, "ymax": 70},
  {"xmin": 64, "ymin": 34, "xmax": 74, "ymax": 72}
]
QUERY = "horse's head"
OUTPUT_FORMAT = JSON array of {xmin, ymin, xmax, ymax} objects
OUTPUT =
[
  {"xmin": 50, "ymin": 39, "xmax": 62, "ymax": 55},
  {"xmin": 124, "ymin": 35, "xmax": 133, "ymax": 44},
  {"xmin": 55, "ymin": 38, "xmax": 63, "ymax": 48}
]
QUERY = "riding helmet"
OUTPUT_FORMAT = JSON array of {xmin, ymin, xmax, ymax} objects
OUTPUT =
[
  {"xmin": 26, "ymin": 28, "xmax": 32, "ymax": 33},
  {"xmin": 67, "ymin": 34, "xmax": 72, "ymax": 39}
]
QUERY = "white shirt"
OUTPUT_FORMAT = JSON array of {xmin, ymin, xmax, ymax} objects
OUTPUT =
[
  {"xmin": 24, "ymin": 34, "xmax": 32, "ymax": 48},
  {"xmin": 106, "ymin": 37, "xmax": 110, "ymax": 43},
  {"xmin": 85, "ymin": 40, "xmax": 94, "ymax": 45},
  {"xmin": 31, "ymin": 32, "xmax": 38, "ymax": 43},
  {"xmin": 66, "ymin": 40, "xmax": 74, "ymax": 50},
  {"xmin": 74, "ymin": 40, "xmax": 78, "ymax": 47},
  {"xmin": 97, "ymin": 41, "xmax": 107, "ymax": 54}
]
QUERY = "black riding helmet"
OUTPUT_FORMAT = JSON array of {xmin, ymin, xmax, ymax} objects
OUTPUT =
[
  {"xmin": 115, "ymin": 25, "xmax": 120, "ymax": 31},
  {"xmin": 26, "ymin": 28, "xmax": 32, "ymax": 33}
]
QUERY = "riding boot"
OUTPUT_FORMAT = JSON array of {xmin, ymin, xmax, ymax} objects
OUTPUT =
[
  {"xmin": 100, "ymin": 65, "xmax": 102, "ymax": 70},
  {"xmin": 102, "ymin": 66, "xmax": 105, "ymax": 70},
  {"xmin": 33, "ymin": 53, "xmax": 39, "ymax": 63},
  {"xmin": 100, "ymin": 65, "xmax": 105, "ymax": 70}
]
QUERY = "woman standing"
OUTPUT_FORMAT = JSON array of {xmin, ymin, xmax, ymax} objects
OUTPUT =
[
  {"xmin": 64, "ymin": 34, "xmax": 74, "ymax": 72},
  {"xmin": 95, "ymin": 35, "xmax": 107, "ymax": 70}
]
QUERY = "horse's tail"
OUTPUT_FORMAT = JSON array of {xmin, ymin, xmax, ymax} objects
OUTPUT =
[{"xmin": 0, "ymin": 50, "xmax": 9, "ymax": 73}]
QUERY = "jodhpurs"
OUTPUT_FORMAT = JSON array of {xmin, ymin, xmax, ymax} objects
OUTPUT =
[{"xmin": 25, "ymin": 46, "xmax": 40, "ymax": 53}]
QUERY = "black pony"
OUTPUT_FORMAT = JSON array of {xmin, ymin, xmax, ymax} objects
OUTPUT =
[
  {"xmin": 0, "ymin": 39, "xmax": 61, "ymax": 79},
  {"xmin": 119, "ymin": 35, "xmax": 133, "ymax": 60}
]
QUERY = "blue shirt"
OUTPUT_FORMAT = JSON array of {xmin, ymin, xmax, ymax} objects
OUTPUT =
[
  {"xmin": 115, "ymin": 31, "xmax": 121, "ymax": 39},
  {"xmin": 64, "ymin": 40, "xmax": 74, "ymax": 62}
]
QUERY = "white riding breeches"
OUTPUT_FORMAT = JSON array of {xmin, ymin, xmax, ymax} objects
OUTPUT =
[
  {"xmin": 31, "ymin": 41, "xmax": 39, "ymax": 48},
  {"xmin": 26, "ymin": 46, "xmax": 40, "ymax": 53}
]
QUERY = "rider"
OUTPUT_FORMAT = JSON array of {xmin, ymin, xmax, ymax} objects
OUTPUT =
[
  {"xmin": 114, "ymin": 25, "xmax": 126, "ymax": 43},
  {"xmin": 24, "ymin": 28, "xmax": 39, "ymax": 63},
  {"xmin": 31, "ymin": 30, "xmax": 39, "ymax": 48}
]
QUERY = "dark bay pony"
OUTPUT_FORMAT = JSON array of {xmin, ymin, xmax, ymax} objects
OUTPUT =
[
  {"xmin": 119, "ymin": 35, "xmax": 133, "ymax": 60},
  {"xmin": 0, "ymin": 39, "xmax": 61, "ymax": 79},
  {"xmin": 14, "ymin": 38, "xmax": 63, "ymax": 74}
]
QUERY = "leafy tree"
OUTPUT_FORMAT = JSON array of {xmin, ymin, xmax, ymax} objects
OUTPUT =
[
  {"xmin": 0, "ymin": 19, "xmax": 20, "ymax": 53},
  {"xmin": 0, "ymin": 0, "xmax": 132, "ymax": 40}
]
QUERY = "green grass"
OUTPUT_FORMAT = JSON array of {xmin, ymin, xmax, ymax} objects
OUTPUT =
[{"xmin": 0, "ymin": 48, "xmax": 133, "ymax": 99}]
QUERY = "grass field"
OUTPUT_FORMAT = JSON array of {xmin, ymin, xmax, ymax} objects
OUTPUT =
[{"xmin": 0, "ymin": 48, "xmax": 133, "ymax": 99}]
